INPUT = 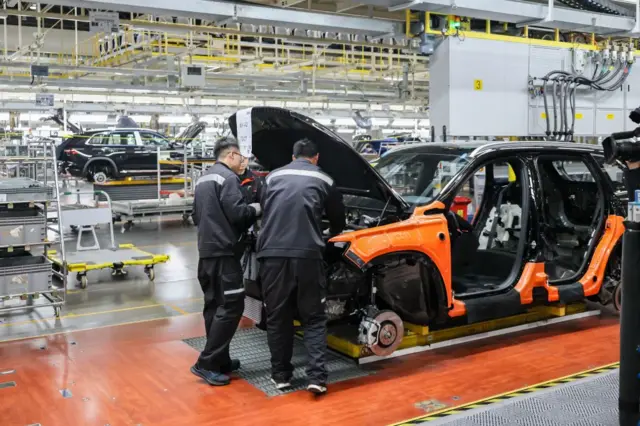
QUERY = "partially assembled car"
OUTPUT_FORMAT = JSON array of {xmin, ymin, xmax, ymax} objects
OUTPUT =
[
  {"xmin": 230, "ymin": 107, "xmax": 626, "ymax": 357},
  {"xmin": 56, "ymin": 122, "xmax": 206, "ymax": 183}
]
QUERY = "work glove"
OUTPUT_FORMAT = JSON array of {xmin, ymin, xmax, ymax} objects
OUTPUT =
[{"xmin": 250, "ymin": 203, "xmax": 262, "ymax": 216}]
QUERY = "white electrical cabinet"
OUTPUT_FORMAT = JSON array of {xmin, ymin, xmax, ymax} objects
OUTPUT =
[
  {"xmin": 429, "ymin": 37, "xmax": 636, "ymax": 140},
  {"xmin": 180, "ymin": 64, "xmax": 206, "ymax": 88}
]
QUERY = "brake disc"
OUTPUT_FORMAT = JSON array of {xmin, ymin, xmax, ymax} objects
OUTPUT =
[{"xmin": 364, "ymin": 310, "xmax": 405, "ymax": 357}]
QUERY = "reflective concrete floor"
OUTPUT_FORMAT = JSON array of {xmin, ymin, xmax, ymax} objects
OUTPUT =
[{"xmin": 0, "ymin": 216, "xmax": 204, "ymax": 343}]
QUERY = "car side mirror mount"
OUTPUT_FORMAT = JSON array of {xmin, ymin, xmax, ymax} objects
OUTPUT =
[{"xmin": 413, "ymin": 200, "xmax": 446, "ymax": 216}]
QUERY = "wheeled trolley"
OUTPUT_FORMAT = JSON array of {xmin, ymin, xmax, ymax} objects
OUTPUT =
[
  {"xmin": 48, "ymin": 190, "xmax": 169, "ymax": 288},
  {"xmin": 48, "ymin": 243, "xmax": 169, "ymax": 288},
  {"xmin": 111, "ymin": 196, "xmax": 193, "ymax": 232}
]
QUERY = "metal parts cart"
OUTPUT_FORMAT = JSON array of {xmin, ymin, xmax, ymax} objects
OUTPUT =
[
  {"xmin": 47, "ymin": 189, "xmax": 169, "ymax": 288},
  {"xmin": 0, "ymin": 142, "xmax": 68, "ymax": 318}
]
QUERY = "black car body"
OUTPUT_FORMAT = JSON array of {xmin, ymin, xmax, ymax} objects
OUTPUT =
[
  {"xmin": 229, "ymin": 107, "xmax": 627, "ymax": 357},
  {"xmin": 57, "ymin": 122, "xmax": 206, "ymax": 183}
]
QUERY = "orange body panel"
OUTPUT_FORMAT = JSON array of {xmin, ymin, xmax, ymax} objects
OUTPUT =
[
  {"xmin": 577, "ymin": 215, "xmax": 625, "ymax": 297},
  {"xmin": 448, "ymin": 299, "xmax": 467, "ymax": 317},
  {"xmin": 329, "ymin": 210, "xmax": 453, "ymax": 305},
  {"xmin": 514, "ymin": 263, "xmax": 559, "ymax": 304}
]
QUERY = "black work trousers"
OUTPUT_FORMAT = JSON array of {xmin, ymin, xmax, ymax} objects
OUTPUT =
[
  {"xmin": 259, "ymin": 257, "xmax": 327, "ymax": 384},
  {"xmin": 196, "ymin": 256, "xmax": 245, "ymax": 372}
]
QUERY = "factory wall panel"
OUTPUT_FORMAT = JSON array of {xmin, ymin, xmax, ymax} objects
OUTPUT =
[
  {"xmin": 429, "ymin": 37, "xmax": 634, "ymax": 138},
  {"xmin": 624, "ymin": 67, "xmax": 640, "ymax": 130},
  {"xmin": 429, "ymin": 38, "xmax": 451, "ymax": 140},
  {"xmin": 595, "ymin": 109, "xmax": 625, "ymax": 135},
  {"xmin": 430, "ymin": 37, "xmax": 529, "ymax": 139}
]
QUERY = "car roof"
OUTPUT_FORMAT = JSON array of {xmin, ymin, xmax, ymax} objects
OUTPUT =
[
  {"xmin": 80, "ymin": 128, "xmax": 166, "ymax": 135},
  {"xmin": 384, "ymin": 140, "xmax": 604, "ymax": 158}
]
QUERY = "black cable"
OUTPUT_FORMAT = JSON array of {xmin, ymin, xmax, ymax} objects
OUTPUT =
[
  {"xmin": 570, "ymin": 81, "xmax": 577, "ymax": 138},
  {"xmin": 542, "ymin": 78, "xmax": 551, "ymax": 137},
  {"xmin": 552, "ymin": 79, "xmax": 559, "ymax": 139}
]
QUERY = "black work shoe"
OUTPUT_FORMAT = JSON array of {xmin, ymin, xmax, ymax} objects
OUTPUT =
[
  {"xmin": 221, "ymin": 359, "xmax": 241, "ymax": 374},
  {"xmin": 190, "ymin": 365, "xmax": 231, "ymax": 386},
  {"xmin": 271, "ymin": 378, "xmax": 292, "ymax": 390},
  {"xmin": 307, "ymin": 383, "xmax": 327, "ymax": 395}
]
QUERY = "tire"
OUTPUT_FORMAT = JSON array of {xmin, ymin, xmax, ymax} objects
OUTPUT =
[
  {"xmin": 613, "ymin": 284, "xmax": 622, "ymax": 313},
  {"xmin": 93, "ymin": 171, "xmax": 108, "ymax": 184},
  {"xmin": 86, "ymin": 162, "xmax": 115, "ymax": 184},
  {"xmin": 146, "ymin": 267, "xmax": 155, "ymax": 281}
]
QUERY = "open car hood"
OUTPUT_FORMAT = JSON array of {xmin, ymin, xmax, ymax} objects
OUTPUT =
[
  {"xmin": 228, "ymin": 107, "xmax": 408, "ymax": 209},
  {"xmin": 174, "ymin": 121, "xmax": 206, "ymax": 145},
  {"xmin": 43, "ymin": 108, "xmax": 82, "ymax": 134}
]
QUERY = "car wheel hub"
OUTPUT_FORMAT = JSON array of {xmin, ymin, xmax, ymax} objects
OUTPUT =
[{"xmin": 358, "ymin": 309, "xmax": 404, "ymax": 357}]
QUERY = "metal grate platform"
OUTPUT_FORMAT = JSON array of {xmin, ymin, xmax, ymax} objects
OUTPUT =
[
  {"xmin": 422, "ymin": 370, "xmax": 619, "ymax": 426},
  {"xmin": 183, "ymin": 327, "xmax": 373, "ymax": 397}
]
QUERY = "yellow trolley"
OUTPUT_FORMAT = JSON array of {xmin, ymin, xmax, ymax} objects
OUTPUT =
[{"xmin": 47, "ymin": 190, "xmax": 169, "ymax": 288}]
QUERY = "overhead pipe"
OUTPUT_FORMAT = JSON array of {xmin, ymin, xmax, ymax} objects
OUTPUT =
[
  {"xmin": 0, "ymin": 9, "xmax": 403, "ymax": 50},
  {"xmin": 43, "ymin": 0, "xmax": 403, "ymax": 36},
  {"xmin": 0, "ymin": 77, "xmax": 404, "ymax": 99},
  {"xmin": 0, "ymin": 61, "xmax": 428, "ymax": 90}
]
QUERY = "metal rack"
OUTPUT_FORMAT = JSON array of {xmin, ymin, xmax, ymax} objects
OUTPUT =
[
  {"xmin": 108, "ymin": 144, "xmax": 205, "ymax": 232},
  {"xmin": 0, "ymin": 141, "xmax": 67, "ymax": 318}
]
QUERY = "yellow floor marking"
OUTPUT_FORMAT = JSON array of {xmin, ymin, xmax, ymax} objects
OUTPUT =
[
  {"xmin": 389, "ymin": 361, "xmax": 621, "ymax": 425},
  {"xmin": 0, "ymin": 297, "xmax": 205, "ymax": 328},
  {"xmin": 0, "ymin": 312, "xmax": 200, "ymax": 345},
  {"xmin": 166, "ymin": 303, "xmax": 189, "ymax": 315}
]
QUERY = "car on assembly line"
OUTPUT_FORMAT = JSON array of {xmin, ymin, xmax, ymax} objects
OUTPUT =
[
  {"xmin": 56, "ymin": 122, "xmax": 206, "ymax": 183},
  {"xmin": 229, "ymin": 107, "xmax": 626, "ymax": 357}
]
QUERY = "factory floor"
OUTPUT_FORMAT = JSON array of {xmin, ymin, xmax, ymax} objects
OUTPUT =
[{"xmin": 0, "ymin": 218, "xmax": 622, "ymax": 426}]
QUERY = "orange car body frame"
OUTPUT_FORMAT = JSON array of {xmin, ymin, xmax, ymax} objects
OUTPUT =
[{"xmin": 330, "ymin": 147, "xmax": 626, "ymax": 321}]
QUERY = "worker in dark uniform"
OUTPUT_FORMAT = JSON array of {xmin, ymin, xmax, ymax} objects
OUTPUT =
[
  {"xmin": 257, "ymin": 138, "xmax": 345, "ymax": 395},
  {"xmin": 238, "ymin": 158, "xmax": 265, "ymax": 206},
  {"xmin": 191, "ymin": 136, "xmax": 261, "ymax": 386},
  {"xmin": 235, "ymin": 157, "xmax": 265, "ymax": 284}
]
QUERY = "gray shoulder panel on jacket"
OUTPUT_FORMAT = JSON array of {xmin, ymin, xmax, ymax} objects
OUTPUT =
[
  {"xmin": 266, "ymin": 168, "xmax": 334, "ymax": 186},
  {"xmin": 196, "ymin": 173, "xmax": 226, "ymax": 187}
]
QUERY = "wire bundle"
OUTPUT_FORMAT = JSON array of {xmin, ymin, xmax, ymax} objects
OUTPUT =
[{"xmin": 540, "ymin": 54, "xmax": 633, "ymax": 141}]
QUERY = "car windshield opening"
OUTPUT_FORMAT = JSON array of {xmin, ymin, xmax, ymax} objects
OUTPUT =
[{"xmin": 374, "ymin": 150, "xmax": 471, "ymax": 207}]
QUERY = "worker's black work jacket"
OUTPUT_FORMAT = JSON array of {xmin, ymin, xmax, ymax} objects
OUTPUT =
[
  {"xmin": 192, "ymin": 162, "xmax": 258, "ymax": 259},
  {"xmin": 256, "ymin": 158, "xmax": 345, "ymax": 260},
  {"xmin": 239, "ymin": 168, "xmax": 265, "ymax": 205}
]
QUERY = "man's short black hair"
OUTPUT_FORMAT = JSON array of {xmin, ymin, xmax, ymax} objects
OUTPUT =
[
  {"xmin": 292, "ymin": 138, "xmax": 318, "ymax": 159},
  {"xmin": 214, "ymin": 136, "xmax": 240, "ymax": 160}
]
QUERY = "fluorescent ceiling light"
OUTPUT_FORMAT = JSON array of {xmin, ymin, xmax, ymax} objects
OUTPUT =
[
  {"xmin": 129, "ymin": 115, "xmax": 151, "ymax": 122},
  {"xmin": 70, "ymin": 114, "xmax": 109, "ymax": 123},
  {"xmin": 391, "ymin": 119, "xmax": 417, "ymax": 127},
  {"xmin": 158, "ymin": 115, "xmax": 192, "ymax": 124}
]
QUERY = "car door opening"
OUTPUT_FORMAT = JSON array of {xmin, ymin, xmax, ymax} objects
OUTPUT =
[
  {"xmin": 447, "ymin": 159, "xmax": 528, "ymax": 298},
  {"xmin": 536, "ymin": 156, "xmax": 606, "ymax": 284}
]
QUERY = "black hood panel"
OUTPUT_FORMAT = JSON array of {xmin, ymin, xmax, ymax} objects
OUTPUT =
[
  {"xmin": 174, "ymin": 121, "xmax": 206, "ymax": 145},
  {"xmin": 228, "ymin": 107, "xmax": 406, "ymax": 208}
]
